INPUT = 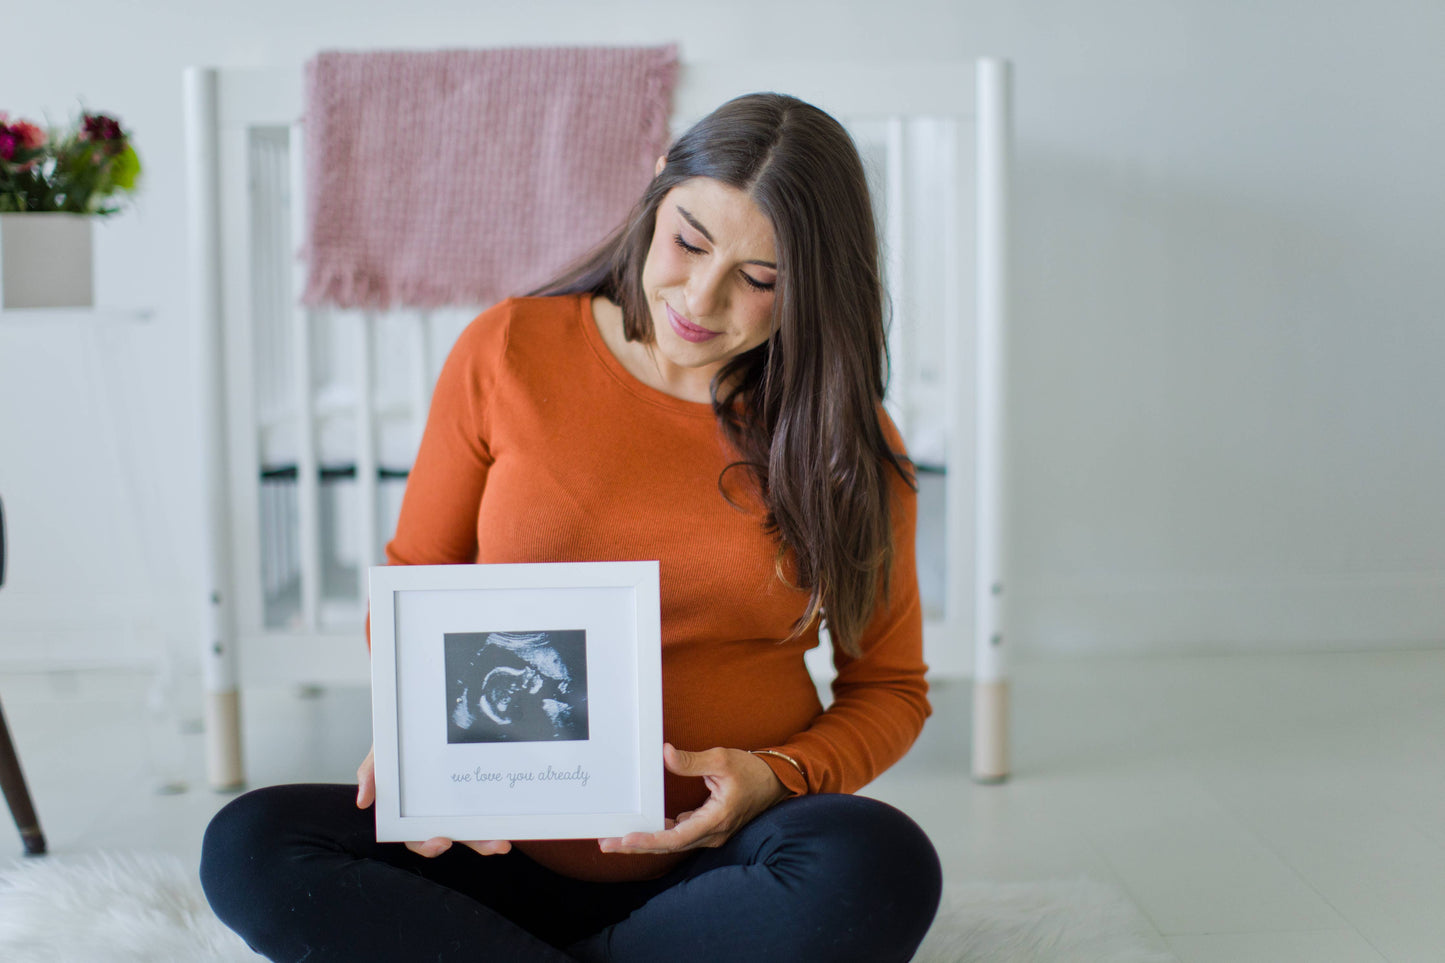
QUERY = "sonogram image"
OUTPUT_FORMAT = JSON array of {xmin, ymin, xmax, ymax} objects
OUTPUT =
[{"xmin": 444, "ymin": 630, "xmax": 589, "ymax": 744}]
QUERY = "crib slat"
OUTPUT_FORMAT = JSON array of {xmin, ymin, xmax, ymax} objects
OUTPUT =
[
  {"xmin": 289, "ymin": 122, "xmax": 322, "ymax": 630},
  {"xmin": 261, "ymin": 133, "xmax": 287, "ymax": 608},
  {"xmin": 357, "ymin": 310, "xmax": 380, "ymax": 602},
  {"xmin": 409, "ymin": 311, "xmax": 433, "ymax": 459},
  {"xmin": 940, "ymin": 118, "xmax": 970, "ymax": 646},
  {"xmin": 883, "ymin": 118, "xmax": 910, "ymax": 441}
]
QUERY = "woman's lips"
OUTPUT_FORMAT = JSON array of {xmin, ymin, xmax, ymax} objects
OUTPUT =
[{"xmin": 666, "ymin": 304, "xmax": 721, "ymax": 343}]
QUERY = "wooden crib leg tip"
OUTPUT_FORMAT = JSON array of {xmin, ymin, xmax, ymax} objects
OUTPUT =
[
  {"xmin": 971, "ymin": 678, "xmax": 1011, "ymax": 783},
  {"xmin": 205, "ymin": 689, "xmax": 246, "ymax": 791}
]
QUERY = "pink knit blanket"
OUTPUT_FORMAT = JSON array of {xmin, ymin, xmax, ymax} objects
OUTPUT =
[{"xmin": 301, "ymin": 46, "xmax": 678, "ymax": 309}]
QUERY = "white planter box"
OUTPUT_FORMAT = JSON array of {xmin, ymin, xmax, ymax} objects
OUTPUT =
[{"xmin": 0, "ymin": 213, "xmax": 95, "ymax": 309}]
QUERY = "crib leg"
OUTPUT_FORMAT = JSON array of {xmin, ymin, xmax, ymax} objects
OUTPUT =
[
  {"xmin": 971, "ymin": 678, "xmax": 1010, "ymax": 784},
  {"xmin": 206, "ymin": 689, "xmax": 244, "ymax": 791},
  {"xmin": 971, "ymin": 60, "xmax": 1012, "ymax": 786},
  {"xmin": 186, "ymin": 67, "xmax": 247, "ymax": 793}
]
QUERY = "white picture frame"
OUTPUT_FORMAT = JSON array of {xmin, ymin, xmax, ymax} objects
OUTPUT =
[{"xmin": 368, "ymin": 561, "xmax": 664, "ymax": 843}]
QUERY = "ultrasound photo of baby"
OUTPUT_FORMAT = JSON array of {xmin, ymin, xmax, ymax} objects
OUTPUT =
[{"xmin": 444, "ymin": 630, "xmax": 589, "ymax": 744}]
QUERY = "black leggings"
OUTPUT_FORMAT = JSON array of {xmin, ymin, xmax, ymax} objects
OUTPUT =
[{"xmin": 201, "ymin": 784, "xmax": 941, "ymax": 962}]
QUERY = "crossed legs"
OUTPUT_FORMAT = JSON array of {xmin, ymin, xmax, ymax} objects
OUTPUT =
[{"xmin": 201, "ymin": 783, "xmax": 941, "ymax": 962}]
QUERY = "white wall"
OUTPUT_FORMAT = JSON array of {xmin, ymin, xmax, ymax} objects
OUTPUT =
[{"xmin": 1, "ymin": 0, "xmax": 1441, "ymax": 672}]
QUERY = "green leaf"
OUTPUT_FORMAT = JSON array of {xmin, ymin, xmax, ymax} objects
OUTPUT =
[{"xmin": 111, "ymin": 145, "xmax": 141, "ymax": 191}]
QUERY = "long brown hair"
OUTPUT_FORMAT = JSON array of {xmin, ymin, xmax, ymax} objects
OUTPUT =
[{"xmin": 534, "ymin": 93, "xmax": 913, "ymax": 658}]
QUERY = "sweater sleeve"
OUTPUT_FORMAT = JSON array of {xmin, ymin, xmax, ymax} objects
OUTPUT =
[
  {"xmin": 384, "ymin": 303, "xmax": 508, "ymax": 569},
  {"xmin": 756, "ymin": 424, "xmax": 931, "ymax": 796}
]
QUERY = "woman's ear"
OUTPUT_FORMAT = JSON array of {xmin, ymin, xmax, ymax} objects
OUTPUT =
[{"xmin": 654, "ymin": 154, "xmax": 667, "ymax": 176}]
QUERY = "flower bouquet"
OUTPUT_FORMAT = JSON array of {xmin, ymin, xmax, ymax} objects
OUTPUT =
[
  {"xmin": 1, "ymin": 111, "xmax": 142, "ymax": 307},
  {"xmin": 1, "ymin": 111, "xmax": 142, "ymax": 214}
]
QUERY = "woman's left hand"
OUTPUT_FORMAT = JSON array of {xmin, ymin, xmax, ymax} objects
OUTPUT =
[{"xmin": 598, "ymin": 743, "xmax": 790, "ymax": 854}]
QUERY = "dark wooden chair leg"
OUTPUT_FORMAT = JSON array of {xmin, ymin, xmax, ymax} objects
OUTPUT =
[
  {"xmin": 0, "ymin": 698, "xmax": 46, "ymax": 855},
  {"xmin": 1, "ymin": 495, "xmax": 45, "ymax": 855}
]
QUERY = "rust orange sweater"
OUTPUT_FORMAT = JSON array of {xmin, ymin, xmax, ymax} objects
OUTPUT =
[{"xmin": 385, "ymin": 294, "xmax": 930, "ymax": 881}]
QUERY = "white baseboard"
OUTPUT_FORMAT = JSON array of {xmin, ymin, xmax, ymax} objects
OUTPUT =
[{"xmin": 1016, "ymin": 570, "xmax": 1445, "ymax": 655}]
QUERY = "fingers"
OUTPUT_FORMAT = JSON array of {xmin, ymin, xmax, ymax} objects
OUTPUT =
[
  {"xmin": 602, "ymin": 746, "xmax": 788, "ymax": 855},
  {"xmin": 598, "ymin": 819, "xmax": 719, "ymax": 854},
  {"xmin": 404, "ymin": 837, "xmax": 511, "ymax": 858},
  {"xmin": 356, "ymin": 747, "xmax": 376, "ymax": 809},
  {"xmin": 598, "ymin": 799, "xmax": 728, "ymax": 854},
  {"xmin": 405, "ymin": 837, "xmax": 453, "ymax": 858},
  {"xmin": 661, "ymin": 742, "xmax": 692, "ymax": 776},
  {"xmin": 662, "ymin": 742, "xmax": 725, "ymax": 778}
]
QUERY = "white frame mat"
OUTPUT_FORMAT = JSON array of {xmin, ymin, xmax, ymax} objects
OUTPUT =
[{"xmin": 368, "ymin": 561, "xmax": 664, "ymax": 842}]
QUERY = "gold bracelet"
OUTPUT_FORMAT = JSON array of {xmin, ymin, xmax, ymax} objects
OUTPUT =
[{"xmin": 749, "ymin": 749, "xmax": 806, "ymax": 781}]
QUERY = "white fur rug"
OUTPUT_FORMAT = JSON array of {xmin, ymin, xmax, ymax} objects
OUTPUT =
[
  {"xmin": 0, "ymin": 853, "xmax": 255, "ymax": 963},
  {"xmin": 0, "ymin": 852, "xmax": 1175, "ymax": 962}
]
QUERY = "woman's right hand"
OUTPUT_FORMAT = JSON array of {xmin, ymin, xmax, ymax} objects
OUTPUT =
[{"xmin": 356, "ymin": 747, "xmax": 512, "ymax": 858}]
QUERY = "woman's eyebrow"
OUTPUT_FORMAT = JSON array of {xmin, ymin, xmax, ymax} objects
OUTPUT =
[
  {"xmin": 676, "ymin": 206, "xmax": 715, "ymax": 243},
  {"xmin": 676, "ymin": 206, "xmax": 777, "ymax": 270}
]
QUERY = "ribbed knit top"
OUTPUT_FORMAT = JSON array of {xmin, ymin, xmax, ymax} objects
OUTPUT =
[{"xmin": 386, "ymin": 294, "xmax": 930, "ymax": 881}]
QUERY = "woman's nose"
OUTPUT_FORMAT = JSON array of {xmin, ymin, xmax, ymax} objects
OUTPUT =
[{"xmin": 684, "ymin": 265, "xmax": 728, "ymax": 318}]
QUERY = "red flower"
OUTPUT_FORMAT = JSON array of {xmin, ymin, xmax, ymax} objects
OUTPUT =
[
  {"xmin": 0, "ymin": 127, "xmax": 16, "ymax": 162},
  {"xmin": 12, "ymin": 121, "xmax": 44, "ymax": 150},
  {"xmin": 82, "ymin": 114, "xmax": 124, "ymax": 142}
]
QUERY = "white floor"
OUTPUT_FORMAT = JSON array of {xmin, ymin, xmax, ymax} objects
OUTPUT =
[{"xmin": 2, "ymin": 649, "xmax": 1442, "ymax": 963}]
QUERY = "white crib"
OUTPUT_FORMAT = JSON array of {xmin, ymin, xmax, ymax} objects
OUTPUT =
[{"xmin": 183, "ymin": 57, "xmax": 1013, "ymax": 790}]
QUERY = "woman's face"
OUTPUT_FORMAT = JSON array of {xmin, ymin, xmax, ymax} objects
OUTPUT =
[{"xmin": 640, "ymin": 177, "xmax": 779, "ymax": 389}]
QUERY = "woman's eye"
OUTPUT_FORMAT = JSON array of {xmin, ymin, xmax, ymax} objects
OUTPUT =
[
  {"xmin": 672, "ymin": 233, "xmax": 705, "ymax": 255},
  {"xmin": 741, "ymin": 273, "xmax": 775, "ymax": 292}
]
